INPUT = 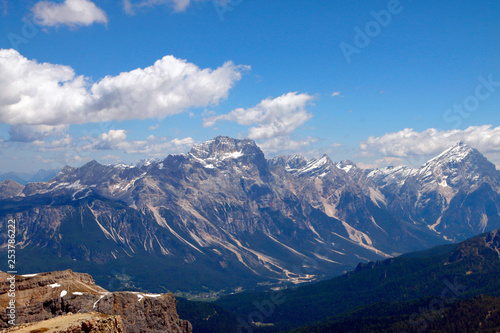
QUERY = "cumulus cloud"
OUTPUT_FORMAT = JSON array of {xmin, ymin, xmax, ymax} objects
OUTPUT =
[
  {"xmin": 102, "ymin": 155, "xmax": 122, "ymax": 163},
  {"xmin": 84, "ymin": 129, "xmax": 195, "ymax": 156},
  {"xmin": 87, "ymin": 129, "xmax": 128, "ymax": 150},
  {"xmin": 360, "ymin": 125, "xmax": 500, "ymax": 167},
  {"xmin": 9, "ymin": 124, "xmax": 69, "ymax": 142},
  {"xmin": 34, "ymin": 155, "xmax": 56, "ymax": 164},
  {"xmin": 123, "ymin": 0, "xmax": 196, "ymax": 14},
  {"xmin": 31, "ymin": 135, "xmax": 74, "ymax": 152},
  {"xmin": 32, "ymin": 0, "xmax": 108, "ymax": 28},
  {"xmin": 357, "ymin": 157, "xmax": 404, "ymax": 170},
  {"xmin": 203, "ymin": 92, "xmax": 316, "ymax": 154},
  {"xmin": 257, "ymin": 136, "xmax": 318, "ymax": 155},
  {"xmin": 0, "ymin": 49, "xmax": 248, "ymax": 130},
  {"xmin": 204, "ymin": 92, "xmax": 315, "ymax": 140}
]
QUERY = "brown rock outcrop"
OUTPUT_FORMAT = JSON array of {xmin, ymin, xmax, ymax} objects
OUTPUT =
[
  {"xmin": 0, "ymin": 270, "xmax": 191, "ymax": 333},
  {"xmin": 1, "ymin": 312, "xmax": 125, "ymax": 332}
]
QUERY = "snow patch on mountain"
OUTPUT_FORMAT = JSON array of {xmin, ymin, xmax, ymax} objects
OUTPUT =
[{"xmin": 336, "ymin": 162, "xmax": 353, "ymax": 173}]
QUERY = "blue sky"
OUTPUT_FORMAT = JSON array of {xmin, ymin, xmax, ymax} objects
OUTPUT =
[{"xmin": 0, "ymin": 0, "xmax": 500, "ymax": 173}]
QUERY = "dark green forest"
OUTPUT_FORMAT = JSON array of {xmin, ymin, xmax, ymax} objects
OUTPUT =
[{"xmin": 201, "ymin": 230, "xmax": 500, "ymax": 332}]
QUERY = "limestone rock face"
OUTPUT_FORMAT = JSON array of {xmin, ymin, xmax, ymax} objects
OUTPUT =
[
  {"xmin": 94, "ymin": 292, "xmax": 192, "ymax": 333},
  {"xmin": 0, "ymin": 270, "xmax": 192, "ymax": 333},
  {"xmin": 0, "ymin": 180, "xmax": 24, "ymax": 199}
]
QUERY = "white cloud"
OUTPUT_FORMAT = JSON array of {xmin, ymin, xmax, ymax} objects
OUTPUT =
[
  {"xmin": 84, "ymin": 129, "xmax": 195, "ymax": 156},
  {"xmin": 31, "ymin": 135, "xmax": 74, "ymax": 152},
  {"xmin": 204, "ymin": 92, "xmax": 316, "ymax": 155},
  {"xmin": 357, "ymin": 157, "xmax": 404, "ymax": 170},
  {"xmin": 123, "ymin": 0, "xmax": 195, "ymax": 14},
  {"xmin": 360, "ymin": 125, "xmax": 500, "ymax": 166},
  {"xmin": 32, "ymin": 0, "xmax": 108, "ymax": 28},
  {"xmin": 257, "ymin": 136, "xmax": 318, "ymax": 155},
  {"xmin": 88, "ymin": 129, "xmax": 128, "ymax": 150},
  {"xmin": 0, "ymin": 49, "xmax": 248, "ymax": 130},
  {"xmin": 204, "ymin": 92, "xmax": 315, "ymax": 140},
  {"xmin": 331, "ymin": 91, "xmax": 343, "ymax": 97},
  {"xmin": 68, "ymin": 154, "xmax": 92, "ymax": 163},
  {"xmin": 102, "ymin": 154, "xmax": 122, "ymax": 163},
  {"xmin": 125, "ymin": 136, "xmax": 195, "ymax": 156},
  {"xmin": 9, "ymin": 124, "xmax": 69, "ymax": 142},
  {"xmin": 34, "ymin": 155, "xmax": 56, "ymax": 164}
]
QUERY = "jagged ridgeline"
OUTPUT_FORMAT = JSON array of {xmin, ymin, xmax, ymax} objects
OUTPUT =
[{"xmin": 1, "ymin": 136, "xmax": 499, "ymax": 292}]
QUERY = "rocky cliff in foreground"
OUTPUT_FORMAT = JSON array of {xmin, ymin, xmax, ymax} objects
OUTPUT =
[
  {"xmin": 2, "ymin": 312, "xmax": 125, "ymax": 333},
  {"xmin": 0, "ymin": 270, "xmax": 192, "ymax": 333}
]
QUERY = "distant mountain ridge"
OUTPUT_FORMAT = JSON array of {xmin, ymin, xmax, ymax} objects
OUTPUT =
[
  {"xmin": 0, "ymin": 168, "xmax": 59, "ymax": 185},
  {"xmin": 368, "ymin": 141, "xmax": 500, "ymax": 240},
  {"xmin": 1, "ymin": 136, "xmax": 499, "ymax": 292}
]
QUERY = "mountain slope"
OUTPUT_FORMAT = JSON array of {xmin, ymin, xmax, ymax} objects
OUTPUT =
[
  {"xmin": 1, "ymin": 137, "xmax": 499, "ymax": 292},
  {"xmin": 215, "ymin": 228, "xmax": 500, "ymax": 332},
  {"xmin": 291, "ymin": 295, "xmax": 500, "ymax": 333},
  {"xmin": 368, "ymin": 141, "xmax": 500, "ymax": 241},
  {"xmin": 1, "ymin": 137, "xmax": 387, "ymax": 291}
]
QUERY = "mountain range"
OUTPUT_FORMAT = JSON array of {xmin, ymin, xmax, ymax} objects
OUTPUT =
[
  {"xmin": 1, "ymin": 136, "xmax": 499, "ymax": 292},
  {"xmin": 0, "ymin": 169, "xmax": 60, "ymax": 185}
]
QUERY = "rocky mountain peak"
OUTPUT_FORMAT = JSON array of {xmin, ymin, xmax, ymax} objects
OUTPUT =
[
  {"xmin": 83, "ymin": 160, "xmax": 102, "ymax": 168},
  {"xmin": 286, "ymin": 154, "xmax": 337, "ymax": 178},
  {"xmin": 52, "ymin": 160, "xmax": 109, "ymax": 185},
  {"xmin": 58, "ymin": 165, "xmax": 76, "ymax": 176},
  {"xmin": 134, "ymin": 158, "xmax": 159, "ymax": 168},
  {"xmin": 419, "ymin": 141, "xmax": 497, "ymax": 186},
  {"xmin": 189, "ymin": 136, "xmax": 261, "ymax": 161},
  {"xmin": 272, "ymin": 154, "xmax": 309, "ymax": 171},
  {"xmin": 336, "ymin": 160, "xmax": 357, "ymax": 173},
  {"xmin": 2, "ymin": 138, "xmax": 499, "ymax": 294},
  {"xmin": 423, "ymin": 141, "xmax": 475, "ymax": 166},
  {"xmin": 186, "ymin": 136, "xmax": 269, "ymax": 174}
]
